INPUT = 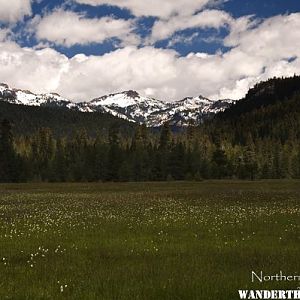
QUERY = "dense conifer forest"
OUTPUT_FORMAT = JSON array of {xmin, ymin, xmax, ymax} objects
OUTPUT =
[
  {"xmin": 1, "ymin": 76, "xmax": 300, "ymax": 182},
  {"xmin": 0, "ymin": 101, "xmax": 135, "ymax": 137}
]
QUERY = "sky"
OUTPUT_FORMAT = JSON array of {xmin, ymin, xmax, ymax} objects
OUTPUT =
[{"xmin": 0, "ymin": 0, "xmax": 300, "ymax": 102}]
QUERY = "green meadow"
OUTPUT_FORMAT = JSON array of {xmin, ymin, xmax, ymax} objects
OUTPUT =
[{"xmin": 0, "ymin": 181, "xmax": 299, "ymax": 299}]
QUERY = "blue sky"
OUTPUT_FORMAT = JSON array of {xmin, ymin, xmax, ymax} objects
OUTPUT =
[{"xmin": 0, "ymin": 0, "xmax": 300, "ymax": 101}]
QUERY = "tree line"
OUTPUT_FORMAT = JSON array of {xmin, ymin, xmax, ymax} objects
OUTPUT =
[
  {"xmin": 1, "ymin": 76, "xmax": 300, "ymax": 182},
  {"xmin": 1, "ymin": 119, "xmax": 300, "ymax": 183}
]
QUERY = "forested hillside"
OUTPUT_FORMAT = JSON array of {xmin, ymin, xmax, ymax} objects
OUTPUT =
[
  {"xmin": 0, "ymin": 101, "xmax": 135, "ymax": 137},
  {"xmin": 0, "ymin": 76, "xmax": 300, "ymax": 182},
  {"xmin": 208, "ymin": 75, "xmax": 300, "ymax": 143}
]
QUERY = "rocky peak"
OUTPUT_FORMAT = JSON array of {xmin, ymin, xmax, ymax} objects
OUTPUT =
[{"xmin": 123, "ymin": 90, "xmax": 140, "ymax": 98}]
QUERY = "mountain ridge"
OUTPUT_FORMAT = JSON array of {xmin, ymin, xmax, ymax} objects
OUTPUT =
[{"xmin": 0, "ymin": 83, "xmax": 235, "ymax": 127}]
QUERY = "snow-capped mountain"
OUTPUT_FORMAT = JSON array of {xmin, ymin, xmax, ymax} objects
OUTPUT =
[
  {"xmin": 0, "ymin": 83, "xmax": 92, "ymax": 112},
  {"xmin": 0, "ymin": 83, "xmax": 236, "ymax": 126},
  {"xmin": 146, "ymin": 96, "xmax": 236, "ymax": 127},
  {"xmin": 86, "ymin": 90, "xmax": 169, "ymax": 124}
]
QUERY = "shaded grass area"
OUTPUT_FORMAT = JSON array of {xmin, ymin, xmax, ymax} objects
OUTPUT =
[{"xmin": 0, "ymin": 181, "xmax": 299, "ymax": 299}]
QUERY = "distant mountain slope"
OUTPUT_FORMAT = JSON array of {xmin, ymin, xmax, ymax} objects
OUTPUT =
[
  {"xmin": 205, "ymin": 75, "xmax": 300, "ymax": 143},
  {"xmin": 0, "ymin": 83, "xmax": 235, "ymax": 126},
  {"xmin": 219, "ymin": 75, "xmax": 300, "ymax": 119}
]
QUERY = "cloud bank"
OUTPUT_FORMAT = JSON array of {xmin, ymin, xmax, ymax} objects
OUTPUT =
[{"xmin": 0, "ymin": 1, "xmax": 299, "ymax": 102}]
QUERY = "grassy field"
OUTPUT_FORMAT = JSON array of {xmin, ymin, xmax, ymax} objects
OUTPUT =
[{"xmin": 0, "ymin": 181, "xmax": 299, "ymax": 300}]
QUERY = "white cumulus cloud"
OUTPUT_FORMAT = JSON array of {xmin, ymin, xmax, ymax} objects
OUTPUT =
[
  {"xmin": 33, "ymin": 9, "xmax": 139, "ymax": 47},
  {"xmin": 149, "ymin": 9, "xmax": 233, "ymax": 43},
  {"xmin": 73, "ymin": 0, "xmax": 221, "ymax": 18},
  {"xmin": 0, "ymin": 0, "xmax": 32, "ymax": 23},
  {"xmin": 0, "ymin": 40, "xmax": 69, "ymax": 93}
]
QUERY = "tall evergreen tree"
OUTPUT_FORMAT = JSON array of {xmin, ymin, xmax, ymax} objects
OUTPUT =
[
  {"xmin": 106, "ymin": 124, "xmax": 123, "ymax": 181},
  {"xmin": 0, "ymin": 119, "xmax": 20, "ymax": 182}
]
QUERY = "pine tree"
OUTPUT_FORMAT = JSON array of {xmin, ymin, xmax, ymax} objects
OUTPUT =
[
  {"xmin": 211, "ymin": 147, "xmax": 228, "ymax": 178},
  {"xmin": 0, "ymin": 119, "xmax": 20, "ymax": 182},
  {"xmin": 53, "ymin": 138, "xmax": 68, "ymax": 182},
  {"xmin": 93, "ymin": 135, "xmax": 108, "ymax": 181},
  {"xmin": 168, "ymin": 142, "xmax": 185, "ymax": 180},
  {"xmin": 106, "ymin": 124, "xmax": 123, "ymax": 181}
]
